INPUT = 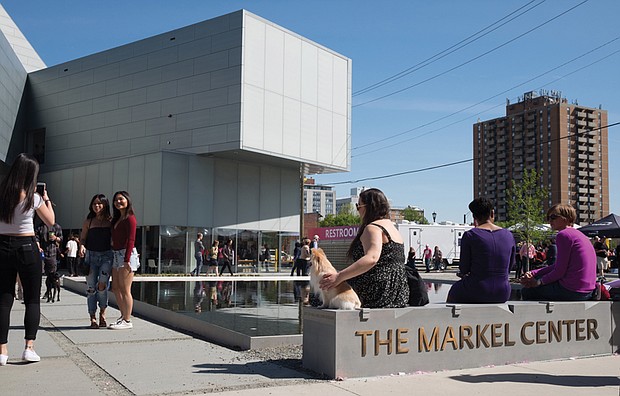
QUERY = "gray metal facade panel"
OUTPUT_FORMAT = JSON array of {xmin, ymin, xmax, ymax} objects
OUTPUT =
[
  {"xmin": 92, "ymin": 94, "xmax": 119, "ymax": 113},
  {"xmin": 118, "ymin": 88, "xmax": 147, "ymax": 108},
  {"xmin": 147, "ymin": 46, "xmax": 178, "ymax": 69},
  {"xmin": 0, "ymin": 29, "xmax": 26, "ymax": 161},
  {"xmin": 210, "ymin": 28, "xmax": 242, "ymax": 53},
  {"xmin": 91, "ymin": 125, "xmax": 118, "ymax": 145},
  {"xmin": 117, "ymin": 120, "xmax": 146, "ymax": 139},
  {"xmin": 145, "ymin": 117, "xmax": 174, "ymax": 136},
  {"xmin": 93, "ymin": 63, "xmax": 120, "ymax": 83},
  {"xmin": 193, "ymin": 51, "xmax": 230, "ymax": 74},
  {"xmin": 68, "ymin": 100, "xmax": 93, "ymax": 119},
  {"xmin": 131, "ymin": 101, "xmax": 161, "ymax": 122},
  {"xmin": 130, "ymin": 135, "xmax": 160, "ymax": 155},
  {"xmin": 161, "ymin": 59, "xmax": 194, "ymax": 82},
  {"xmin": 193, "ymin": 87, "xmax": 229, "ymax": 110},
  {"xmin": 146, "ymin": 80, "xmax": 178, "ymax": 103},
  {"xmin": 16, "ymin": 8, "xmax": 348, "ymax": 232},
  {"xmin": 103, "ymin": 140, "xmax": 131, "ymax": 159},
  {"xmin": 160, "ymin": 154, "xmax": 189, "ymax": 226},
  {"xmin": 178, "ymin": 36, "xmax": 212, "ymax": 61}
]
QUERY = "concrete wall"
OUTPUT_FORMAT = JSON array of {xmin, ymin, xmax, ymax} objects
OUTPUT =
[{"xmin": 303, "ymin": 302, "xmax": 617, "ymax": 379}]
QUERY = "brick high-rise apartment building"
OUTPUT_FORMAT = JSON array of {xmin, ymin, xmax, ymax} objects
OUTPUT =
[{"xmin": 473, "ymin": 91, "xmax": 608, "ymax": 224}]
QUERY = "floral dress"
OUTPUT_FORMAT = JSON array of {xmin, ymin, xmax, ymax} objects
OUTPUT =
[{"xmin": 347, "ymin": 223, "xmax": 409, "ymax": 308}]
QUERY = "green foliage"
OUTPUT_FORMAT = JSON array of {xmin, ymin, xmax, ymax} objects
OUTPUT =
[
  {"xmin": 505, "ymin": 168, "xmax": 552, "ymax": 246},
  {"xmin": 402, "ymin": 206, "xmax": 429, "ymax": 224},
  {"xmin": 320, "ymin": 204, "xmax": 360, "ymax": 226}
]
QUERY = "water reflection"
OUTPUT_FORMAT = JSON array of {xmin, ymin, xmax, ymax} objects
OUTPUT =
[
  {"xmin": 132, "ymin": 280, "xmax": 302, "ymax": 336},
  {"xmin": 131, "ymin": 280, "xmax": 521, "ymax": 337}
]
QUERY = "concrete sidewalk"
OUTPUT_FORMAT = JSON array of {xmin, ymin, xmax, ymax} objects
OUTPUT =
[{"xmin": 1, "ymin": 281, "xmax": 618, "ymax": 395}]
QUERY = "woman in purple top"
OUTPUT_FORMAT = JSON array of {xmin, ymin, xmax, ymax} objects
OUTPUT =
[
  {"xmin": 447, "ymin": 197, "xmax": 515, "ymax": 303},
  {"xmin": 521, "ymin": 204, "xmax": 596, "ymax": 301}
]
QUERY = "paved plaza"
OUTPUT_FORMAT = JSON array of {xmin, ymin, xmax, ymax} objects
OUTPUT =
[{"xmin": 1, "ymin": 270, "xmax": 618, "ymax": 395}]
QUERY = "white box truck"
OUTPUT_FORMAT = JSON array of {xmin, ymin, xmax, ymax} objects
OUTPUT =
[{"xmin": 396, "ymin": 222, "xmax": 472, "ymax": 268}]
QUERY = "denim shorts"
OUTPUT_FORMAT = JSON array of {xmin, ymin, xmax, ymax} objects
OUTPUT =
[{"xmin": 113, "ymin": 248, "xmax": 140, "ymax": 272}]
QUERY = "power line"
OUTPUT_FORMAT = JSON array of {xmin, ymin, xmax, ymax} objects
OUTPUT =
[
  {"xmin": 352, "ymin": 38, "xmax": 620, "ymax": 155},
  {"xmin": 353, "ymin": 0, "xmax": 589, "ymax": 108},
  {"xmin": 353, "ymin": 0, "xmax": 545, "ymax": 97},
  {"xmin": 328, "ymin": 121, "xmax": 619, "ymax": 186}
]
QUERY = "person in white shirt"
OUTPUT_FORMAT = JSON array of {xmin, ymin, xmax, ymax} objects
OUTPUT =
[
  {"xmin": 0, "ymin": 153, "xmax": 55, "ymax": 365},
  {"xmin": 65, "ymin": 234, "xmax": 79, "ymax": 276}
]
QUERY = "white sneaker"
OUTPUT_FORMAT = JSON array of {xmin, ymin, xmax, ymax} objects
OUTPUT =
[
  {"xmin": 107, "ymin": 317, "xmax": 123, "ymax": 329},
  {"xmin": 109, "ymin": 319, "xmax": 133, "ymax": 330},
  {"xmin": 0, "ymin": 354, "xmax": 8, "ymax": 366},
  {"xmin": 22, "ymin": 348, "xmax": 41, "ymax": 362}
]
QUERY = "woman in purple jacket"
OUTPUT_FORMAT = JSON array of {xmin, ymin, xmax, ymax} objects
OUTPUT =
[
  {"xmin": 521, "ymin": 204, "xmax": 596, "ymax": 301},
  {"xmin": 447, "ymin": 197, "xmax": 515, "ymax": 303}
]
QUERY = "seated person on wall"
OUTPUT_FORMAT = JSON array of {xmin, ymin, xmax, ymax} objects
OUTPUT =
[
  {"xmin": 520, "ymin": 204, "xmax": 596, "ymax": 301},
  {"xmin": 446, "ymin": 197, "xmax": 515, "ymax": 303},
  {"xmin": 319, "ymin": 188, "xmax": 409, "ymax": 308}
]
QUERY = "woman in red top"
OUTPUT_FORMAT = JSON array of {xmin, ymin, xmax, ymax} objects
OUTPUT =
[{"xmin": 108, "ymin": 191, "xmax": 139, "ymax": 330}]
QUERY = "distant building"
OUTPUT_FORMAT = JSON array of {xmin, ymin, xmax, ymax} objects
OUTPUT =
[
  {"xmin": 336, "ymin": 187, "xmax": 363, "ymax": 214},
  {"xmin": 303, "ymin": 178, "xmax": 336, "ymax": 216},
  {"xmin": 391, "ymin": 205, "xmax": 425, "ymax": 224},
  {"xmin": 473, "ymin": 91, "xmax": 609, "ymax": 224}
]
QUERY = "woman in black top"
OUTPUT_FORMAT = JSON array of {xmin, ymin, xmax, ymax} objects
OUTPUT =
[
  {"xmin": 320, "ymin": 188, "xmax": 409, "ymax": 308},
  {"xmin": 80, "ymin": 194, "xmax": 113, "ymax": 329}
]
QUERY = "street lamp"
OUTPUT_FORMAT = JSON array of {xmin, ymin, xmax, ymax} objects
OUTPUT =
[{"xmin": 432, "ymin": 211, "xmax": 437, "ymax": 223}]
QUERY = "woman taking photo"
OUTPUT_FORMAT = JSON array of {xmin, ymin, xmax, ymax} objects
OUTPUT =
[
  {"xmin": 0, "ymin": 153, "xmax": 55, "ymax": 364},
  {"xmin": 320, "ymin": 188, "xmax": 409, "ymax": 308},
  {"xmin": 80, "ymin": 194, "xmax": 113, "ymax": 329},
  {"xmin": 108, "ymin": 191, "xmax": 139, "ymax": 330}
]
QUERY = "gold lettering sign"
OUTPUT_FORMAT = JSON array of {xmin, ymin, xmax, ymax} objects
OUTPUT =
[
  {"xmin": 358, "ymin": 317, "xmax": 600, "ymax": 357},
  {"xmin": 396, "ymin": 328, "xmax": 409, "ymax": 354}
]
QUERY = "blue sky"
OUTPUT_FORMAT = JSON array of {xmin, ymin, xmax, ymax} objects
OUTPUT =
[{"xmin": 3, "ymin": 0, "xmax": 618, "ymax": 223}]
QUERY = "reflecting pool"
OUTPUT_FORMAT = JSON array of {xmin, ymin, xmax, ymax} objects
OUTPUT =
[{"xmin": 129, "ymin": 279, "xmax": 522, "ymax": 338}]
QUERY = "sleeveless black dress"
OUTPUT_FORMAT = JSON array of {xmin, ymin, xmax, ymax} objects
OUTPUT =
[{"xmin": 347, "ymin": 223, "xmax": 409, "ymax": 308}]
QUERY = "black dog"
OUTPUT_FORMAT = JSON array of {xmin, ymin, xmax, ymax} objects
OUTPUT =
[{"xmin": 44, "ymin": 272, "xmax": 61, "ymax": 303}]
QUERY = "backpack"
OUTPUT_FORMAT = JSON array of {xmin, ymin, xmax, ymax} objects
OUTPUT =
[{"xmin": 405, "ymin": 264, "xmax": 429, "ymax": 306}]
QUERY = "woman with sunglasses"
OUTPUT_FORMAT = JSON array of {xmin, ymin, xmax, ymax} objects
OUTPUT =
[
  {"xmin": 520, "ymin": 204, "xmax": 596, "ymax": 301},
  {"xmin": 320, "ymin": 188, "xmax": 408, "ymax": 308}
]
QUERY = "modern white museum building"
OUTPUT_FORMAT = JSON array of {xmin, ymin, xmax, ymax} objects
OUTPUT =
[{"xmin": 0, "ymin": 6, "xmax": 351, "ymax": 273}]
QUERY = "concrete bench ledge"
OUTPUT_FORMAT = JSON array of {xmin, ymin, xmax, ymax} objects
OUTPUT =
[{"xmin": 302, "ymin": 301, "xmax": 619, "ymax": 379}]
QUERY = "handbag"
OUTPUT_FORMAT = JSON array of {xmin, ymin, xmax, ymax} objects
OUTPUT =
[{"xmin": 405, "ymin": 265, "xmax": 429, "ymax": 306}]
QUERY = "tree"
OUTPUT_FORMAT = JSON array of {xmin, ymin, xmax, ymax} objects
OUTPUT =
[
  {"xmin": 402, "ymin": 206, "xmax": 429, "ymax": 224},
  {"xmin": 319, "ymin": 204, "xmax": 360, "ymax": 227},
  {"xmin": 505, "ymin": 168, "xmax": 551, "ymax": 272}
]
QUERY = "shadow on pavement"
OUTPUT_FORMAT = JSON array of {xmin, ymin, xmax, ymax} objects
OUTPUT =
[
  {"xmin": 193, "ymin": 359, "xmax": 321, "ymax": 379},
  {"xmin": 450, "ymin": 373, "xmax": 620, "ymax": 387}
]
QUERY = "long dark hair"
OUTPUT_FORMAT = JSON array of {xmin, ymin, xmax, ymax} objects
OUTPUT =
[
  {"xmin": 0, "ymin": 153, "xmax": 39, "ymax": 223},
  {"xmin": 347, "ymin": 188, "xmax": 390, "ymax": 259},
  {"xmin": 111, "ymin": 190, "xmax": 134, "ymax": 225},
  {"xmin": 87, "ymin": 193, "xmax": 112, "ymax": 221}
]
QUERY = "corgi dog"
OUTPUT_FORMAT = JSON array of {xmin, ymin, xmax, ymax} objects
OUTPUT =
[{"xmin": 308, "ymin": 248, "xmax": 361, "ymax": 310}]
